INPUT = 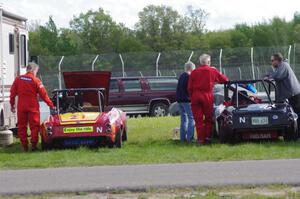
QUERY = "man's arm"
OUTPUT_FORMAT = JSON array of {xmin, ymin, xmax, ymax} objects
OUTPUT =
[
  {"xmin": 214, "ymin": 69, "xmax": 229, "ymax": 83},
  {"xmin": 188, "ymin": 72, "xmax": 193, "ymax": 97},
  {"xmin": 10, "ymin": 78, "xmax": 18, "ymax": 112},
  {"xmin": 35, "ymin": 78, "xmax": 54, "ymax": 108},
  {"xmin": 267, "ymin": 64, "xmax": 288, "ymax": 81}
]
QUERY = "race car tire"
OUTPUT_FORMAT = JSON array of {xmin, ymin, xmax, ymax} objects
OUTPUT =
[
  {"xmin": 212, "ymin": 120, "xmax": 220, "ymax": 138},
  {"xmin": 219, "ymin": 122, "xmax": 234, "ymax": 143},
  {"xmin": 122, "ymin": 128, "xmax": 128, "ymax": 141},
  {"xmin": 41, "ymin": 139, "xmax": 53, "ymax": 150},
  {"xmin": 115, "ymin": 130, "xmax": 123, "ymax": 148},
  {"xmin": 284, "ymin": 122, "xmax": 298, "ymax": 141}
]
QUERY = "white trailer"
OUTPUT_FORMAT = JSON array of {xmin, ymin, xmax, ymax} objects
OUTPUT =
[{"xmin": 0, "ymin": 8, "xmax": 28, "ymax": 132}]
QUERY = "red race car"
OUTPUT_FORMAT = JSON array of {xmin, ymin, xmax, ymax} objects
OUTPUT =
[{"xmin": 40, "ymin": 71, "xmax": 127, "ymax": 150}]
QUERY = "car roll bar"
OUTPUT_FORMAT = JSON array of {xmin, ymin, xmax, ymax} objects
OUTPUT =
[{"xmin": 224, "ymin": 79, "xmax": 277, "ymax": 108}]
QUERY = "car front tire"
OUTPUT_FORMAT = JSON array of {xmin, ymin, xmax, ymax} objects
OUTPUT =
[{"xmin": 115, "ymin": 131, "xmax": 123, "ymax": 148}]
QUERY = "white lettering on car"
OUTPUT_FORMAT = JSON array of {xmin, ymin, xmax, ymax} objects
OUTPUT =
[
  {"xmin": 239, "ymin": 117, "xmax": 246, "ymax": 123},
  {"xmin": 96, "ymin": 127, "xmax": 103, "ymax": 133}
]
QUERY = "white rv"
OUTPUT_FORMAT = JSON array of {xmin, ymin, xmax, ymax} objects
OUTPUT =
[{"xmin": 0, "ymin": 8, "xmax": 28, "ymax": 132}]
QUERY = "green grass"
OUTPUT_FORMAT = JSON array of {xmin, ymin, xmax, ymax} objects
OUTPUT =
[{"xmin": 1, "ymin": 116, "xmax": 300, "ymax": 169}]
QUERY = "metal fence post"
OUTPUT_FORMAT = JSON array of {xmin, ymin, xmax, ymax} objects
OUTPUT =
[
  {"xmin": 119, "ymin": 54, "xmax": 125, "ymax": 78},
  {"xmin": 288, "ymin": 45, "xmax": 292, "ymax": 65},
  {"xmin": 238, "ymin": 67, "xmax": 242, "ymax": 80},
  {"xmin": 172, "ymin": 70, "xmax": 177, "ymax": 77},
  {"xmin": 219, "ymin": 49, "xmax": 223, "ymax": 72},
  {"xmin": 251, "ymin": 47, "xmax": 255, "ymax": 80},
  {"xmin": 222, "ymin": 68, "xmax": 226, "ymax": 76},
  {"xmin": 92, "ymin": 54, "xmax": 99, "ymax": 71},
  {"xmin": 188, "ymin": 51, "xmax": 194, "ymax": 61},
  {"xmin": 58, "ymin": 56, "xmax": 64, "ymax": 89},
  {"xmin": 256, "ymin": 67, "xmax": 260, "ymax": 79},
  {"xmin": 156, "ymin": 52, "xmax": 161, "ymax": 77}
]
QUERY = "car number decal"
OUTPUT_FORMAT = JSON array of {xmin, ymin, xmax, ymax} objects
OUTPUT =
[{"xmin": 63, "ymin": 126, "xmax": 93, "ymax": 133}]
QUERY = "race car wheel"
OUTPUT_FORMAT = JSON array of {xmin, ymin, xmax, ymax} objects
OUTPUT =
[
  {"xmin": 150, "ymin": 103, "xmax": 169, "ymax": 117},
  {"xmin": 115, "ymin": 131, "xmax": 123, "ymax": 148},
  {"xmin": 212, "ymin": 120, "xmax": 220, "ymax": 138},
  {"xmin": 284, "ymin": 122, "xmax": 298, "ymax": 141},
  {"xmin": 41, "ymin": 139, "xmax": 53, "ymax": 150},
  {"xmin": 122, "ymin": 127, "xmax": 128, "ymax": 141},
  {"xmin": 219, "ymin": 121, "xmax": 234, "ymax": 143}
]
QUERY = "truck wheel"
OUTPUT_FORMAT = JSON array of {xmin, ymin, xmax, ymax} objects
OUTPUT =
[
  {"xmin": 41, "ymin": 139, "xmax": 53, "ymax": 150},
  {"xmin": 115, "ymin": 131, "xmax": 123, "ymax": 148},
  {"xmin": 150, "ymin": 103, "xmax": 168, "ymax": 117},
  {"xmin": 284, "ymin": 123, "xmax": 298, "ymax": 141}
]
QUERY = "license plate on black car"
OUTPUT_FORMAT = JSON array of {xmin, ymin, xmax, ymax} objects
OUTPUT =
[{"xmin": 251, "ymin": 117, "xmax": 268, "ymax": 125}]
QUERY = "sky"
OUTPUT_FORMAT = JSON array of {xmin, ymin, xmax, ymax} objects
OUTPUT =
[{"xmin": 1, "ymin": 0, "xmax": 300, "ymax": 31}]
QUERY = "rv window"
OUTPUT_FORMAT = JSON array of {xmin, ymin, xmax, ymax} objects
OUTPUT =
[
  {"xmin": 20, "ymin": 35, "xmax": 27, "ymax": 67},
  {"xmin": 9, "ymin": 34, "xmax": 14, "ymax": 54}
]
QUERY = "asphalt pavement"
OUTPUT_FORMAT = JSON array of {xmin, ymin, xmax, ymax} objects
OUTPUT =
[{"xmin": 1, "ymin": 159, "xmax": 300, "ymax": 195}]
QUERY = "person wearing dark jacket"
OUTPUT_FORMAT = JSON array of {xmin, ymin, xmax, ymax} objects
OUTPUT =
[
  {"xmin": 265, "ymin": 53, "xmax": 300, "ymax": 131},
  {"xmin": 176, "ymin": 61, "xmax": 195, "ymax": 142}
]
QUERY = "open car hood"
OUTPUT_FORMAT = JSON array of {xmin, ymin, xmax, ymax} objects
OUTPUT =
[{"xmin": 63, "ymin": 71, "xmax": 111, "ymax": 105}]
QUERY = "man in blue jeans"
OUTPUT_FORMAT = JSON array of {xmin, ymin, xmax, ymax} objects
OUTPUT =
[{"xmin": 176, "ymin": 61, "xmax": 195, "ymax": 142}]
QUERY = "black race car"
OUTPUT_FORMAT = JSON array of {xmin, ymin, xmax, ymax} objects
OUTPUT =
[{"xmin": 215, "ymin": 79, "xmax": 298, "ymax": 143}]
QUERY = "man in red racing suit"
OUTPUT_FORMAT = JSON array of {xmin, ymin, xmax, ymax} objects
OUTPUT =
[
  {"xmin": 10, "ymin": 62, "xmax": 54, "ymax": 151},
  {"xmin": 188, "ymin": 54, "xmax": 228, "ymax": 145}
]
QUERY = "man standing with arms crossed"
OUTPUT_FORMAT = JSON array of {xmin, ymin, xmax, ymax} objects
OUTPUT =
[
  {"xmin": 10, "ymin": 62, "xmax": 54, "ymax": 151},
  {"xmin": 188, "ymin": 54, "xmax": 228, "ymax": 145}
]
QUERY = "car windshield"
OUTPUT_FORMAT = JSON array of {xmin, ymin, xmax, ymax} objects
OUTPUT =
[{"xmin": 53, "ymin": 90, "xmax": 103, "ymax": 114}]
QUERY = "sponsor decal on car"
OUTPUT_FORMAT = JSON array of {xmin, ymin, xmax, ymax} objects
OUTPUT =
[{"xmin": 63, "ymin": 126, "xmax": 93, "ymax": 134}]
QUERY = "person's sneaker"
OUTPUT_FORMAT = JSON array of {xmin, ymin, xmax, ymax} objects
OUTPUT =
[
  {"xmin": 197, "ymin": 140, "xmax": 205, "ymax": 146},
  {"xmin": 22, "ymin": 145, "xmax": 29, "ymax": 152},
  {"xmin": 204, "ymin": 138, "xmax": 212, "ymax": 145},
  {"xmin": 31, "ymin": 145, "xmax": 38, "ymax": 152}
]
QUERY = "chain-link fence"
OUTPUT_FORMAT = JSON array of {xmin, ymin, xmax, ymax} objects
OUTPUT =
[{"xmin": 37, "ymin": 43, "xmax": 300, "ymax": 91}]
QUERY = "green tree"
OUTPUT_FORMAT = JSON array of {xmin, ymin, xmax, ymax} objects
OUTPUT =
[
  {"xmin": 135, "ymin": 5, "xmax": 186, "ymax": 51},
  {"xmin": 70, "ymin": 8, "xmax": 124, "ymax": 53}
]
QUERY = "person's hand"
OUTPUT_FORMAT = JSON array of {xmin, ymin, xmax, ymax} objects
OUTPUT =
[
  {"xmin": 11, "ymin": 106, "xmax": 16, "ymax": 113},
  {"xmin": 50, "ymin": 106, "xmax": 57, "ymax": 115}
]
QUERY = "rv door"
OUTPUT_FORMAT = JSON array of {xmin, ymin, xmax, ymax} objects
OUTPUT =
[{"xmin": 14, "ymin": 27, "xmax": 27, "ymax": 76}]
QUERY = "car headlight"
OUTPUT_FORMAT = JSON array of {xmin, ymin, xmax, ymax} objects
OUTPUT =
[
  {"xmin": 225, "ymin": 115, "xmax": 233, "ymax": 125},
  {"xmin": 46, "ymin": 125, "xmax": 53, "ymax": 136},
  {"xmin": 105, "ymin": 123, "xmax": 112, "ymax": 133}
]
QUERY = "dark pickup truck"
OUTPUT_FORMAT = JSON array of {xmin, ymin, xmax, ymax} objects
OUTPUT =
[{"xmin": 108, "ymin": 77, "xmax": 178, "ymax": 116}]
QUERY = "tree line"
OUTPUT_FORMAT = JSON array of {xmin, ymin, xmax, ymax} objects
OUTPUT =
[{"xmin": 28, "ymin": 5, "xmax": 300, "ymax": 56}]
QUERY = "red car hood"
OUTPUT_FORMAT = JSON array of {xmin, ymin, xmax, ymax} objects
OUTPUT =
[{"xmin": 63, "ymin": 71, "xmax": 111, "ymax": 105}]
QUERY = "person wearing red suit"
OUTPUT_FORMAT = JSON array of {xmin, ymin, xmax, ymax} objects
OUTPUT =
[
  {"xmin": 10, "ymin": 62, "xmax": 54, "ymax": 151},
  {"xmin": 188, "ymin": 54, "xmax": 228, "ymax": 145}
]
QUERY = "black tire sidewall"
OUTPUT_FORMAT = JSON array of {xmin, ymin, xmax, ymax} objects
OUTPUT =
[{"xmin": 150, "ymin": 103, "xmax": 168, "ymax": 117}]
